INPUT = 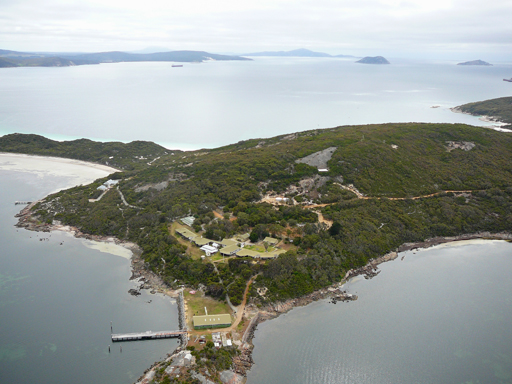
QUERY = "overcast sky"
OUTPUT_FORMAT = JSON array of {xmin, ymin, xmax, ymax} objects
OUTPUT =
[{"xmin": 1, "ymin": 0, "xmax": 511, "ymax": 60}]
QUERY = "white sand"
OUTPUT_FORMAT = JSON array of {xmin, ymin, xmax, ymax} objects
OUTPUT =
[
  {"xmin": 1, "ymin": 153, "xmax": 132, "ymax": 258},
  {"xmin": 0, "ymin": 153, "xmax": 118, "ymax": 193}
]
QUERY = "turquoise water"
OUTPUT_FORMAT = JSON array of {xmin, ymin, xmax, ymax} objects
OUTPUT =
[
  {"xmin": 0, "ymin": 57, "xmax": 511, "ymax": 149},
  {"xmin": 0, "ymin": 170, "xmax": 180, "ymax": 384},
  {"xmin": 247, "ymin": 240, "xmax": 512, "ymax": 384}
]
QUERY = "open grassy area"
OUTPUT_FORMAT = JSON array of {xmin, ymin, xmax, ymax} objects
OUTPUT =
[
  {"xmin": 184, "ymin": 289, "xmax": 233, "ymax": 331},
  {"xmin": 245, "ymin": 244, "xmax": 276, "ymax": 253},
  {"xmin": 169, "ymin": 221, "xmax": 203, "ymax": 260}
]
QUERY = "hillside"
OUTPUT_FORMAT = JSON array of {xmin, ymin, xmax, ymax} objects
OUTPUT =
[
  {"xmin": 455, "ymin": 96, "xmax": 512, "ymax": 128},
  {"xmin": 8, "ymin": 123, "xmax": 512, "ymax": 305},
  {"xmin": 0, "ymin": 133, "xmax": 173, "ymax": 170}
]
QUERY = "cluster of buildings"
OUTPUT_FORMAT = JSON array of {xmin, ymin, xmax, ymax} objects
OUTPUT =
[{"xmin": 175, "ymin": 217, "xmax": 286, "ymax": 260}]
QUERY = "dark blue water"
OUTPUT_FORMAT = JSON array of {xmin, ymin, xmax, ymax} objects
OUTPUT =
[
  {"xmin": 248, "ymin": 240, "xmax": 512, "ymax": 384},
  {"xmin": 0, "ymin": 169, "xmax": 180, "ymax": 384}
]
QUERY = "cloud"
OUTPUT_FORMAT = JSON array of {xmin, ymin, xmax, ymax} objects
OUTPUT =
[{"xmin": 0, "ymin": 0, "xmax": 510, "ymax": 58}]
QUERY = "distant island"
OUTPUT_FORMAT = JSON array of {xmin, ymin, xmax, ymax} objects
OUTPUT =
[
  {"xmin": 356, "ymin": 56, "xmax": 390, "ymax": 64},
  {"xmin": 243, "ymin": 48, "xmax": 355, "ymax": 58},
  {"xmin": 457, "ymin": 60, "xmax": 492, "ymax": 66},
  {"xmin": 0, "ymin": 49, "xmax": 251, "ymax": 68}
]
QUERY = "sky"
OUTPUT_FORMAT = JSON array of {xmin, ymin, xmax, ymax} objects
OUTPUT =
[{"xmin": 1, "ymin": 0, "xmax": 511, "ymax": 60}]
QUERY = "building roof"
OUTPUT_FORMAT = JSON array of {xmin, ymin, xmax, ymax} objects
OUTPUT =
[
  {"xmin": 219, "ymin": 238, "xmax": 237, "ymax": 247},
  {"xmin": 175, "ymin": 227, "xmax": 197, "ymax": 240},
  {"xmin": 236, "ymin": 249, "xmax": 261, "ymax": 258},
  {"xmin": 181, "ymin": 216, "xmax": 195, "ymax": 227},
  {"xmin": 220, "ymin": 244, "xmax": 241, "ymax": 255},
  {"xmin": 263, "ymin": 236, "xmax": 279, "ymax": 245},
  {"xmin": 235, "ymin": 233, "xmax": 250, "ymax": 242},
  {"xmin": 194, "ymin": 237, "xmax": 213, "ymax": 246},
  {"xmin": 200, "ymin": 245, "xmax": 218, "ymax": 253},
  {"xmin": 260, "ymin": 249, "xmax": 287, "ymax": 259},
  {"xmin": 193, "ymin": 314, "xmax": 232, "ymax": 328}
]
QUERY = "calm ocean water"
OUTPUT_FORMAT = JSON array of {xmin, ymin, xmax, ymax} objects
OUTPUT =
[
  {"xmin": 0, "ymin": 57, "xmax": 511, "ymax": 150},
  {"xmin": 0, "ymin": 170, "xmax": 180, "ymax": 384},
  {"xmin": 1, "ymin": 58, "xmax": 512, "ymax": 383},
  {"xmin": 247, "ymin": 240, "xmax": 512, "ymax": 384}
]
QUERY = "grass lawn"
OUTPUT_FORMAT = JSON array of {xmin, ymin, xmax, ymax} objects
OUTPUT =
[
  {"xmin": 184, "ymin": 289, "xmax": 232, "ymax": 331},
  {"xmin": 245, "ymin": 244, "xmax": 276, "ymax": 253}
]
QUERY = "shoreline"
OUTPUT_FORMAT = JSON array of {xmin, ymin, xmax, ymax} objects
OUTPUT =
[
  {"xmin": 450, "ymin": 107, "xmax": 512, "ymax": 132},
  {"xmin": 15, "ymin": 201, "xmax": 512, "ymax": 382}
]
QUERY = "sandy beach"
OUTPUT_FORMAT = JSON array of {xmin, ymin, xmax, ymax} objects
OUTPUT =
[
  {"xmin": 1, "ymin": 152, "xmax": 135, "ymax": 259},
  {"xmin": 0, "ymin": 152, "xmax": 118, "ymax": 192}
]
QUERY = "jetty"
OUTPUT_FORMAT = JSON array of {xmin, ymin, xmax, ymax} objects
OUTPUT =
[
  {"xmin": 111, "ymin": 330, "xmax": 187, "ymax": 342},
  {"xmin": 15, "ymin": 201, "xmax": 31, "ymax": 205}
]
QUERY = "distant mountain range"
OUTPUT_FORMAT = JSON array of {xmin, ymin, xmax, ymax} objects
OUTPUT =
[
  {"xmin": 0, "ymin": 49, "xmax": 251, "ymax": 68},
  {"xmin": 243, "ymin": 48, "xmax": 355, "ymax": 58}
]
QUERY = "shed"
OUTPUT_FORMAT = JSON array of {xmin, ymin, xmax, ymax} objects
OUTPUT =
[
  {"xmin": 235, "ymin": 233, "xmax": 250, "ymax": 242},
  {"xmin": 175, "ymin": 228, "xmax": 197, "ymax": 241},
  {"xmin": 263, "ymin": 237, "xmax": 279, "ymax": 246},
  {"xmin": 193, "ymin": 314, "xmax": 232, "ymax": 329},
  {"xmin": 180, "ymin": 216, "xmax": 195, "ymax": 227}
]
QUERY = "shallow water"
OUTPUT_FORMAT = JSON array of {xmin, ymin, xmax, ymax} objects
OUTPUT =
[
  {"xmin": 247, "ymin": 240, "xmax": 512, "ymax": 384},
  {"xmin": 0, "ymin": 168, "xmax": 180, "ymax": 384}
]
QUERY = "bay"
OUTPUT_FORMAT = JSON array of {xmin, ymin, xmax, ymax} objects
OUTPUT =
[
  {"xmin": 247, "ymin": 240, "xmax": 512, "ymax": 384},
  {"xmin": 1, "ymin": 57, "xmax": 511, "ymax": 150},
  {"xmin": 0, "ymin": 163, "xmax": 180, "ymax": 384}
]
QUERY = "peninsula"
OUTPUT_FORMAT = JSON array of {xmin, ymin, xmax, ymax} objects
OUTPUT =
[
  {"xmin": 0, "ymin": 49, "xmax": 251, "ymax": 68},
  {"xmin": 3, "ymin": 119, "xmax": 512, "ymax": 383}
]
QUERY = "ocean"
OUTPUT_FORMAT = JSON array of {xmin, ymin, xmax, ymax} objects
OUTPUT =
[
  {"xmin": 0, "ymin": 164, "xmax": 180, "ymax": 384},
  {"xmin": 0, "ymin": 57, "xmax": 511, "ymax": 150},
  {"xmin": 247, "ymin": 240, "xmax": 512, "ymax": 384},
  {"xmin": 1, "ymin": 57, "xmax": 512, "ymax": 383}
]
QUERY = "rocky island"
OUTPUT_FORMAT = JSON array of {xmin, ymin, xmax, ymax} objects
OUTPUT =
[
  {"xmin": 356, "ymin": 56, "xmax": 390, "ymax": 64},
  {"xmin": 457, "ymin": 59, "xmax": 492, "ymax": 66}
]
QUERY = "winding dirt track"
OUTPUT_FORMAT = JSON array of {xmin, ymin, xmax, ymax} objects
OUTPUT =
[{"xmin": 224, "ymin": 275, "xmax": 258, "ymax": 332}]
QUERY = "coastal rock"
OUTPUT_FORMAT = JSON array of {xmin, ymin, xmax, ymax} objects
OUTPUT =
[
  {"xmin": 128, "ymin": 288, "xmax": 141, "ymax": 296},
  {"xmin": 356, "ymin": 56, "xmax": 390, "ymax": 64},
  {"xmin": 219, "ymin": 370, "xmax": 245, "ymax": 384}
]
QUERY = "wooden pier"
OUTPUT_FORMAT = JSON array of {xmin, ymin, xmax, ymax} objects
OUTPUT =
[
  {"xmin": 111, "ymin": 330, "xmax": 186, "ymax": 342},
  {"xmin": 15, "ymin": 201, "xmax": 31, "ymax": 205}
]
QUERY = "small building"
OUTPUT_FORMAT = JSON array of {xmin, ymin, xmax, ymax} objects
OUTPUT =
[
  {"xmin": 193, "ymin": 314, "xmax": 232, "ymax": 330},
  {"xmin": 200, "ymin": 245, "xmax": 218, "ymax": 256},
  {"xmin": 193, "ymin": 237, "xmax": 214, "ymax": 247},
  {"xmin": 263, "ymin": 236, "xmax": 279, "ymax": 246},
  {"xmin": 175, "ymin": 227, "xmax": 197, "ymax": 241},
  {"xmin": 236, "ymin": 249, "xmax": 261, "ymax": 258},
  {"xmin": 180, "ymin": 216, "xmax": 195, "ymax": 227},
  {"xmin": 104, "ymin": 179, "xmax": 120, "ymax": 187},
  {"xmin": 219, "ymin": 238, "xmax": 237, "ymax": 248},
  {"xmin": 260, "ymin": 249, "xmax": 287, "ymax": 259},
  {"xmin": 235, "ymin": 233, "xmax": 250, "ymax": 243},
  {"xmin": 219, "ymin": 244, "xmax": 241, "ymax": 256},
  {"xmin": 97, "ymin": 185, "xmax": 108, "ymax": 191}
]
